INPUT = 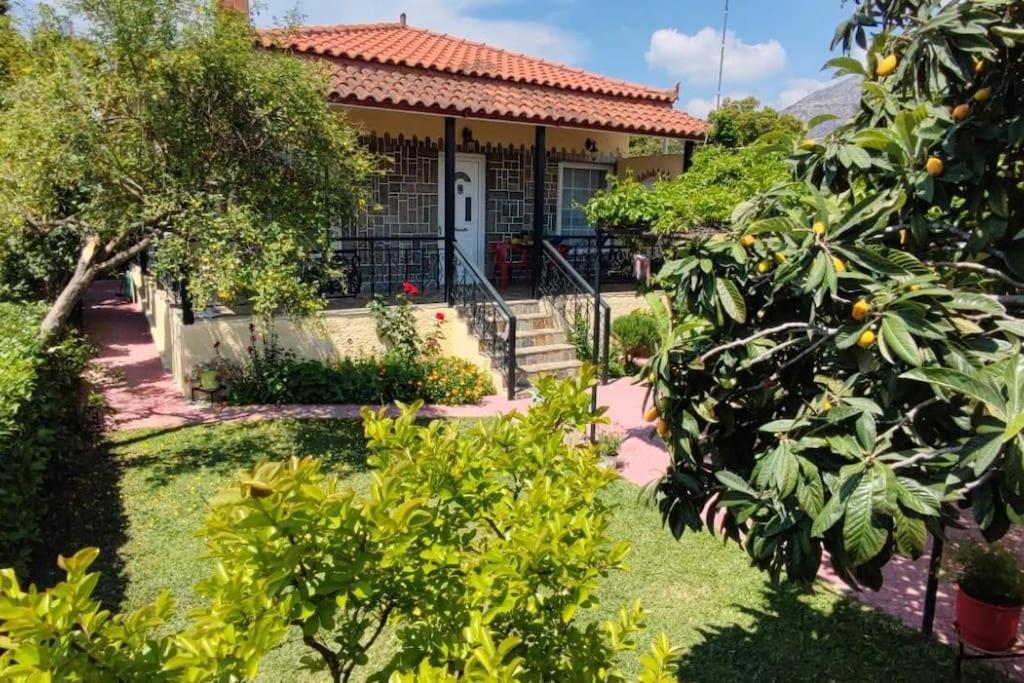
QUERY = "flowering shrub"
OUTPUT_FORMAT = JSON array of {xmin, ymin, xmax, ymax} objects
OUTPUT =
[
  {"xmin": 421, "ymin": 356, "xmax": 494, "ymax": 405},
  {"xmin": 225, "ymin": 334, "xmax": 493, "ymax": 405},
  {"xmin": 367, "ymin": 282, "xmax": 421, "ymax": 356}
]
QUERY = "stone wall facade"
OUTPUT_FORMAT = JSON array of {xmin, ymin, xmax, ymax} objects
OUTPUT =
[{"xmin": 342, "ymin": 134, "xmax": 614, "ymax": 240}]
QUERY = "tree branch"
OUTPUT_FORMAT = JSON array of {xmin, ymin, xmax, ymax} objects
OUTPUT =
[
  {"xmin": 890, "ymin": 446, "xmax": 959, "ymax": 470},
  {"xmin": 699, "ymin": 323, "xmax": 824, "ymax": 364},
  {"xmin": 927, "ymin": 261, "xmax": 1024, "ymax": 290}
]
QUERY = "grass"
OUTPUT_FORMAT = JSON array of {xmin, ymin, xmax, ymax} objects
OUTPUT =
[{"xmin": 38, "ymin": 418, "xmax": 1005, "ymax": 682}]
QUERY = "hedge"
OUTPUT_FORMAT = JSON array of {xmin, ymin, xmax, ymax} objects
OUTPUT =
[{"xmin": 0, "ymin": 302, "xmax": 91, "ymax": 572}]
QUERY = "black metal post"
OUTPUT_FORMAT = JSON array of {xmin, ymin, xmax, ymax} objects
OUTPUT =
[
  {"xmin": 683, "ymin": 140, "xmax": 696, "ymax": 172},
  {"xmin": 590, "ymin": 229, "xmax": 605, "ymax": 442},
  {"xmin": 531, "ymin": 125, "xmax": 547, "ymax": 298},
  {"xmin": 180, "ymin": 279, "xmax": 195, "ymax": 325},
  {"xmin": 922, "ymin": 533, "xmax": 945, "ymax": 638},
  {"xmin": 444, "ymin": 116, "xmax": 457, "ymax": 305}
]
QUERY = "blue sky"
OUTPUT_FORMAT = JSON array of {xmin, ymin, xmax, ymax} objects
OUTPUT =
[{"xmin": 13, "ymin": 0, "xmax": 860, "ymax": 118}]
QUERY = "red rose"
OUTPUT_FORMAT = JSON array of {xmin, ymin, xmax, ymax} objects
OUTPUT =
[
  {"xmin": 435, "ymin": 312, "xmax": 446, "ymax": 321},
  {"xmin": 402, "ymin": 282, "xmax": 420, "ymax": 296}
]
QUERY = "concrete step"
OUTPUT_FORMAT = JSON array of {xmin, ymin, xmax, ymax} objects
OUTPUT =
[
  {"xmin": 495, "ymin": 312, "xmax": 557, "ymax": 333},
  {"xmin": 513, "ymin": 343, "xmax": 578, "ymax": 365},
  {"xmin": 504, "ymin": 299, "xmax": 544, "ymax": 316},
  {"xmin": 514, "ymin": 327, "xmax": 567, "ymax": 349},
  {"xmin": 516, "ymin": 359, "xmax": 584, "ymax": 387}
]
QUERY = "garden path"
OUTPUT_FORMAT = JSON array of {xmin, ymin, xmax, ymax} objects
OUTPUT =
[{"xmin": 83, "ymin": 279, "xmax": 1024, "ymax": 678}]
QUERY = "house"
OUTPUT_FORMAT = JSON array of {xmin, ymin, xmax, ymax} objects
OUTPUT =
[{"xmin": 132, "ymin": 1, "xmax": 707, "ymax": 399}]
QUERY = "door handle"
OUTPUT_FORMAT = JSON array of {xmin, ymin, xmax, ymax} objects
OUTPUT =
[{"xmin": 455, "ymin": 228, "xmax": 470, "ymax": 232}]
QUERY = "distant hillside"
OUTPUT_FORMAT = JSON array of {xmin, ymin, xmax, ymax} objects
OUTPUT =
[{"xmin": 783, "ymin": 75, "xmax": 863, "ymax": 137}]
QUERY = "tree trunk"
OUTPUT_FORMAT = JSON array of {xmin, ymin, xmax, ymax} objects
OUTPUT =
[{"xmin": 38, "ymin": 237, "xmax": 100, "ymax": 344}]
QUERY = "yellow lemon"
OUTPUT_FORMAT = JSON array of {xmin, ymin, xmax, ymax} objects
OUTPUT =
[
  {"xmin": 876, "ymin": 54, "xmax": 898, "ymax": 78},
  {"xmin": 740, "ymin": 234, "xmax": 756, "ymax": 248},
  {"xmin": 644, "ymin": 406, "xmax": 660, "ymax": 422},
  {"xmin": 857, "ymin": 330, "xmax": 876, "ymax": 348},
  {"xmin": 774, "ymin": 252, "xmax": 787, "ymax": 264},
  {"xmin": 756, "ymin": 259, "xmax": 772, "ymax": 274},
  {"xmin": 812, "ymin": 221, "xmax": 827, "ymax": 236},
  {"xmin": 926, "ymin": 156, "xmax": 944, "ymax": 177},
  {"xmin": 852, "ymin": 300, "xmax": 871, "ymax": 322},
  {"xmin": 821, "ymin": 400, "xmax": 833, "ymax": 412},
  {"xmin": 975, "ymin": 87, "xmax": 992, "ymax": 103},
  {"xmin": 833, "ymin": 257, "xmax": 847, "ymax": 273}
]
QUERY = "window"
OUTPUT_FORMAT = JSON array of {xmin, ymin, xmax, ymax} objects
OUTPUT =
[{"xmin": 557, "ymin": 164, "xmax": 612, "ymax": 234}]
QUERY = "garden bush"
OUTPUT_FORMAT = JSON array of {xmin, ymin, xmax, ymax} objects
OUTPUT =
[
  {"xmin": 225, "ymin": 333, "xmax": 494, "ymax": 406},
  {"xmin": 0, "ymin": 302, "xmax": 92, "ymax": 572},
  {"xmin": 0, "ymin": 371, "xmax": 680, "ymax": 681},
  {"xmin": 612, "ymin": 311, "xmax": 660, "ymax": 359}
]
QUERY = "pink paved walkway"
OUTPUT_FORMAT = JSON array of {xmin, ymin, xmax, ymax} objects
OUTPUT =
[{"xmin": 84, "ymin": 279, "xmax": 1021, "ymax": 679}]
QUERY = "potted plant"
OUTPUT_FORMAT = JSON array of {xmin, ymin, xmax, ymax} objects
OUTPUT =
[
  {"xmin": 955, "ymin": 542, "xmax": 1024, "ymax": 651},
  {"xmin": 188, "ymin": 342, "xmax": 234, "ymax": 398}
]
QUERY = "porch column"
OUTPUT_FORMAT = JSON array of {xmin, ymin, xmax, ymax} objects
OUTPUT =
[
  {"xmin": 444, "ymin": 116, "xmax": 456, "ymax": 305},
  {"xmin": 530, "ymin": 125, "xmax": 546, "ymax": 298}
]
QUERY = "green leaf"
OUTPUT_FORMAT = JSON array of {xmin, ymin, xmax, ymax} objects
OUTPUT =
[
  {"xmin": 901, "ymin": 368, "xmax": 1004, "ymax": 415},
  {"xmin": 843, "ymin": 473, "xmax": 887, "ymax": 565},
  {"xmin": 895, "ymin": 476, "xmax": 940, "ymax": 516},
  {"xmin": 715, "ymin": 278, "xmax": 747, "ymax": 323},
  {"xmin": 893, "ymin": 509, "xmax": 927, "ymax": 558},
  {"xmin": 811, "ymin": 494, "xmax": 844, "ymax": 538},
  {"xmin": 881, "ymin": 314, "xmax": 922, "ymax": 366}
]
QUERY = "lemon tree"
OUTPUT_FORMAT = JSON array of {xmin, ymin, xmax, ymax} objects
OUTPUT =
[{"xmin": 648, "ymin": 0, "xmax": 1024, "ymax": 589}]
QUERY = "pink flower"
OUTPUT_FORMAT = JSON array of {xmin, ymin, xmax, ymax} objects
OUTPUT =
[
  {"xmin": 435, "ymin": 312, "xmax": 446, "ymax": 321},
  {"xmin": 402, "ymin": 282, "xmax": 420, "ymax": 296}
]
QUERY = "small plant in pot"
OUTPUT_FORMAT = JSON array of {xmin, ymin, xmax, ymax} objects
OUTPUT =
[
  {"xmin": 189, "ymin": 342, "xmax": 234, "ymax": 396},
  {"xmin": 955, "ymin": 542, "xmax": 1024, "ymax": 652}
]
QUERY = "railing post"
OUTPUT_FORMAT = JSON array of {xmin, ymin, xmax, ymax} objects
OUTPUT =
[
  {"xmin": 531, "ymin": 125, "xmax": 547, "ymax": 299},
  {"xmin": 444, "ymin": 116, "xmax": 457, "ymax": 306},
  {"xmin": 507, "ymin": 316, "xmax": 517, "ymax": 400},
  {"xmin": 590, "ymin": 230, "xmax": 606, "ymax": 442}
]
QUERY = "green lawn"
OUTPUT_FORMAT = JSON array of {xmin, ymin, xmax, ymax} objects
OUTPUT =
[{"xmin": 38, "ymin": 419, "xmax": 1004, "ymax": 682}]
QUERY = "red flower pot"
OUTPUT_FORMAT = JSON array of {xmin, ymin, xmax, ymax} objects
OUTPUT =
[{"xmin": 955, "ymin": 584, "xmax": 1023, "ymax": 652}]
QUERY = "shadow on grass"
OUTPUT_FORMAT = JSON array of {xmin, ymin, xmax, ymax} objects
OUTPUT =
[
  {"xmin": 31, "ymin": 440, "xmax": 129, "ymax": 608},
  {"xmin": 113, "ymin": 418, "xmax": 371, "ymax": 488},
  {"xmin": 675, "ymin": 583, "xmax": 1005, "ymax": 682}
]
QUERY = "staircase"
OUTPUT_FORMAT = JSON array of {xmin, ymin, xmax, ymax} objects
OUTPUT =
[{"xmin": 464, "ymin": 299, "xmax": 581, "ymax": 397}]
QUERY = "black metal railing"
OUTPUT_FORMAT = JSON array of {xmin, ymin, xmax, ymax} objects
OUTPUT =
[
  {"xmin": 451, "ymin": 243, "xmax": 518, "ymax": 400},
  {"xmin": 312, "ymin": 236, "xmax": 445, "ymax": 301},
  {"xmin": 539, "ymin": 240, "xmax": 611, "ymax": 381},
  {"xmin": 544, "ymin": 234, "xmax": 640, "ymax": 285}
]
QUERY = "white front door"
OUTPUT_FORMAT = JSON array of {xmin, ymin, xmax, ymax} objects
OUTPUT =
[{"xmin": 439, "ymin": 154, "xmax": 486, "ymax": 270}]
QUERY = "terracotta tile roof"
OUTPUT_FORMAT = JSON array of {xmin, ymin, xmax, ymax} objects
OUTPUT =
[{"xmin": 259, "ymin": 23, "xmax": 707, "ymax": 139}]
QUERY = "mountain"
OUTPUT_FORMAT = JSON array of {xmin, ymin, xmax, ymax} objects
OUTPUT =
[{"xmin": 783, "ymin": 75, "xmax": 863, "ymax": 137}]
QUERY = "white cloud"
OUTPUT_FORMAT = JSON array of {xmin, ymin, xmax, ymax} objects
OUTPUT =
[
  {"xmin": 258, "ymin": 0, "xmax": 588, "ymax": 64},
  {"xmin": 645, "ymin": 27, "xmax": 786, "ymax": 84},
  {"xmin": 777, "ymin": 78, "xmax": 831, "ymax": 108}
]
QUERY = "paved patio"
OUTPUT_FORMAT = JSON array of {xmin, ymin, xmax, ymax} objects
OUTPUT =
[{"xmin": 84, "ymin": 279, "xmax": 1022, "ymax": 679}]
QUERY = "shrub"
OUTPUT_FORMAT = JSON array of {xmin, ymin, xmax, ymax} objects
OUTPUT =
[
  {"xmin": 0, "ymin": 302, "xmax": 92, "ymax": 572},
  {"xmin": 367, "ymin": 284, "xmax": 421, "ymax": 356},
  {"xmin": 0, "ymin": 372, "xmax": 680, "ymax": 681},
  {"xmin": 958, "ymin": 544, "xmax": 1024, "ymax": 608},
  {"xmin": 224, "ymin": 333, "xmax": 493, "ymax": 406},
  {"xmin": 612, "ymin": 311, "xmax": 660, "ymax": 359}
]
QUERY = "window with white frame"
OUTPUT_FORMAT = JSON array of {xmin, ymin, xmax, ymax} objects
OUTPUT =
[{"xmin": 557, "ymin": 163, "xmax": 612, "ymax": 235}]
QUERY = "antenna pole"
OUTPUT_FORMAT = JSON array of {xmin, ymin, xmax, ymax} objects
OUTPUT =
[{"xmin": 714, "ymin": 0, "xmax": 730, "ymax": 112}]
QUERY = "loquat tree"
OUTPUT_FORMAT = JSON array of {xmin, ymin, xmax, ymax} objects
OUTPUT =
[{"xmin": 646, "ymin": 0, "xmax": 1024, "ymax": 589}]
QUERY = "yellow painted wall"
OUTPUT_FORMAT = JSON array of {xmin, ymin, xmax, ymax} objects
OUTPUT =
[
  {"xmin": 337, "ymin": 105, "xmax": 630, "ymax": 158},
  {"xmin": 131, "ymin": 267, "xmax": 504, "ymax": 396},
  {"xmin": 618, "ymin": 154, "xmax": 686, "ymax": 181}
]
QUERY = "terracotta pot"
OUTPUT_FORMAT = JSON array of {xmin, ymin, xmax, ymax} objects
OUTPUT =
[{"xmin": 955, "ymin": 583, "xmax": 1022, "ymax": 652}]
